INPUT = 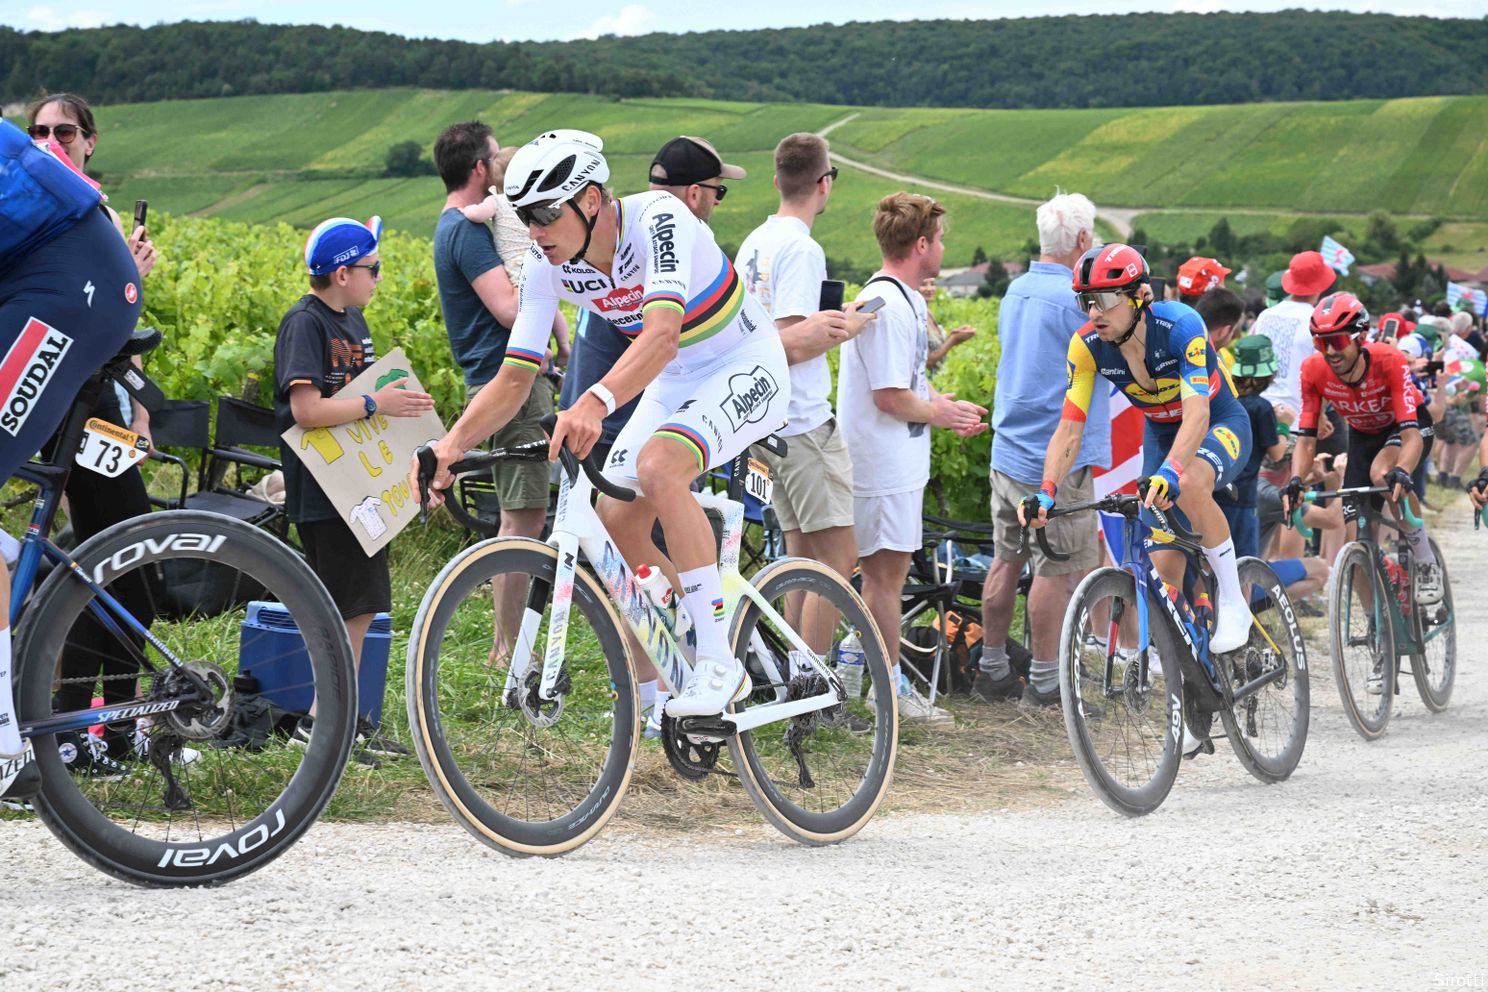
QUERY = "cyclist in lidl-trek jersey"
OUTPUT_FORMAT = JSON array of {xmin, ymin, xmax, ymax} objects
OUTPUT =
[
  {"xmin": 1022, "ymin": 243, "xmax": 1254, "ymax": 656},
  {"xmin": 414, "ymin": 131, "xmax": 790, "ymax": 719}
]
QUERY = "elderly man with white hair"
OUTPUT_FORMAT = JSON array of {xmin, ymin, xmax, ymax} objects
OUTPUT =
[{"xmin": 974, "ymin": 191, "xmax": 1111, "ymax": 708}]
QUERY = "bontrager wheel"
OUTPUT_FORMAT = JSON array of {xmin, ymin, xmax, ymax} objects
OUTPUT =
[
  {"xmin": 1328, "ymin": 541, "xmax": 1394, "ymax": 740},
  {"xmin": 14, "ymin": 511, "xmax": 356, "ymax": 887},
  {"xmin": 1218, "ymin": 558, "xmax": 1310, "ymax": 782},
  {"xmin": 1409, "ymin": 538, "xmax": 1455, "ymax": 712},
  {"xmin": 727, "ymin": 558, "xmax": 897, "ymax": 845},
  {"xmin": 1058, "ymin": 567, "xmax": 1182, "ymax": 817},
  {"xmin": 406, "ymin": 538, "xmax": 636, "ymax": 857}
]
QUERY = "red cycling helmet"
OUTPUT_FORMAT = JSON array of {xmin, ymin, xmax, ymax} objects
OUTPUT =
[
  {"xmin": 1073, "ymin": 243, "xmax": 1149, "ymax": 292},
  {"xmin": 1310, "ymin": 292, "xmax": 1370, "ymax": 339}
]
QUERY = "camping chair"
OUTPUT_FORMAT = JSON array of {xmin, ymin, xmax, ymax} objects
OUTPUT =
[{"xmin": 169, "ymin": 396, "xmax": 287, "ymax": 535}]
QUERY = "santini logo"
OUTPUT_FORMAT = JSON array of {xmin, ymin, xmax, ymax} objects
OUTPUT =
[{"xmin": 721, "ymin": 366, "xmax": 780, "ymax": 431}]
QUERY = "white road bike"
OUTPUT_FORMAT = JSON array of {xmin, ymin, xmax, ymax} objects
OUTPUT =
[{"xmin": 408, "ymin": 423, "xmax": 897, "ymax": 856}]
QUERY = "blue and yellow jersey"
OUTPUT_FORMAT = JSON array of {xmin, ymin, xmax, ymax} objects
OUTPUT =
[{"xmin": 1061, "ymin": 300, "xmax": 1241, "ymax": 426}]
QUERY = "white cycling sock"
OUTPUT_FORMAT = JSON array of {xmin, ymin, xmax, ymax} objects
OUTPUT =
[
  {"xmin": 1402, "ymin": 523, "xmax": 1436, "ymax": 565},
  {"xmin": 979, "ymin": 643, "xmax": 1012, "ymax": 681},
  {"xmin": 0, "ymin": 627, "xmax": 20, "ymax": 757},
  {"xmin": 1204, "ymin": 538, "xmax": 1244, "ymax": 614},
  {"xmin": 1029, "ymin": 659, "xmax": 1058, "ymax": 693},
  {"xmin": 677, "ymin": 565, "xmax": 731, "ymax": 662},
  {"xmin": 637, "ymin": 679, "xmax": 657, "ymax": 723}
]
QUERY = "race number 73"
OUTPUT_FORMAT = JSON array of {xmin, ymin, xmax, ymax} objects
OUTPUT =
[{"xmin": 75, "ymin": 417, "xmax": 149, "ymax": 478}]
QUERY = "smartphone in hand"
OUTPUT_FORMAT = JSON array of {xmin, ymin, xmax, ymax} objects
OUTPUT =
[
  {"xmin": 819, "ymin": 279, "xmax": 845, "ymax": 312},
  {"xmin": 133, "ymin": 199, "xmax": 148, "ymax": 235},
  {"xmin": 857, "ymin": 296, "xmax": 887, "ymax": 315}
]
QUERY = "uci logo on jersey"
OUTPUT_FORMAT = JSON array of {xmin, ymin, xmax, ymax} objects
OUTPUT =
[
  {"xmin": 0, "ymin": 318, "xmax": 73, "ymax": 437},
  {"xmin": 562, "ymin": 277, "xmax": 609, "ymax": 294},
  {"xmin": 721, "ymin": 365, "xmax": 780, "ymax": 431}
]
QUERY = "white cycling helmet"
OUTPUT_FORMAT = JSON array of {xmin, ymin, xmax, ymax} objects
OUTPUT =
[
  {"xmin": 505, "ymin": 130, "xmax": 609, "ymax": 208},
  {"xmin": 504, "ymin": 130, "xmax": 610, "ymax": 263}
]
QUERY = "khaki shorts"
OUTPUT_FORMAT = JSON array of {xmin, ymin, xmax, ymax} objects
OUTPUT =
[
  {"xmin": 990, "ymin": 467, "xmax": 1099, "ymax": 575},
  {"xmin": 854, "ymin": 489, "xmax": 924, "ymax": 557},
  {"xmin": 464, "ymin": 379, "xmax": 554, "ymax": 514},
  {"xmin": 758, "ymin": 419, "xmax": 855, "ymax": 534}
]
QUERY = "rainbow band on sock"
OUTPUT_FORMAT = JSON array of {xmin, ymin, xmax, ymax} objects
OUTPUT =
[
  {"xmin": 654, "ymin": 423, "xmax": 711, "ymax": 472},
  {"xmin": 502, "ymin": 347, "xmax": 543, "ymax": 373},
  {"xmin": 711, "ymin": 597, "xmax": 724, "ymax": 619}
]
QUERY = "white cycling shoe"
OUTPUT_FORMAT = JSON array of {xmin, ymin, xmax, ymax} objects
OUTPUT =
[
  {"xmin": 1210, "ymin": 599, "xmax": 1252, "ymax": 655},
  {"xmin": 665, "ymin": 656, "xmax": 751, "ymax": 718}
]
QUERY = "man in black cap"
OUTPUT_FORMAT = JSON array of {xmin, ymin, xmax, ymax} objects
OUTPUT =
[
  {"xmin": 646, "ymin": 135, "xmax": 747, "ymax": 224},
  {"xmin": 559, "ymin": 135, "xmax": 746, "ymax": 465}
]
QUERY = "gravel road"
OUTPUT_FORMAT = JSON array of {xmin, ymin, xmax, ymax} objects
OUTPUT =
[{"xmin": 5, "ymin": 501, "xmax": 1487, "ymax": 992}]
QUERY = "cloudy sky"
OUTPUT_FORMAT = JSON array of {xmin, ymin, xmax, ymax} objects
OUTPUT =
[{"xmin": 2, "ymin": 0, "xmax": 1482, "ymax": 43}]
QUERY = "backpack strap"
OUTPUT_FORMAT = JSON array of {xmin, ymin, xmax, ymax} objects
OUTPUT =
[{"xmin": 864, "ymin": 274, "xmax": 916, "ymax": 310}]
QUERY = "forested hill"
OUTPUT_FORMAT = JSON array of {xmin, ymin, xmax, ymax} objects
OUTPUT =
[{"xmin": 2, "ymin": 12, "xmax": 1484, "ymax": 111}]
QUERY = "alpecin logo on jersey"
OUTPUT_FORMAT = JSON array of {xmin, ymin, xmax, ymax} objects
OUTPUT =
[
  {"xmin": 598, "ymin": 286, "xmax": 643, "ymax": 312},
  {"xmin": 721, "ymin": 365, "xmax": 780, "ymax": 431},
  {"xmin": 1, "ymin": 318, "xmax": 73, "ymax": 437},
  {"xmin": 649, "ymin": 213, "xmax": 679, "ymax": 273}
]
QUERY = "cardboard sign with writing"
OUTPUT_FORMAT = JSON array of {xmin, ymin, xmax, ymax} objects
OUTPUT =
[{"xmin": 281, "ymin": 348, "xmax": 444, "ymax": 556}]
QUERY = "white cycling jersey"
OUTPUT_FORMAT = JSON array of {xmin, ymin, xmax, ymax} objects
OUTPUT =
[{"xmin": 506, "ymin": 190, "xmax": 773, "ymax": 377}]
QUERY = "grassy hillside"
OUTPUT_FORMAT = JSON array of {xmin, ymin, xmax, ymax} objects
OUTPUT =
[{"xmin": 87, "ymin": 88, "xmax": 1488, "ymax": 272}]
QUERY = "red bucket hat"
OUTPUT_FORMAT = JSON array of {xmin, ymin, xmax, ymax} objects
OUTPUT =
[{"xmin": 1280, "ymin": 250, "xmax": 1336, "ymax": 297}]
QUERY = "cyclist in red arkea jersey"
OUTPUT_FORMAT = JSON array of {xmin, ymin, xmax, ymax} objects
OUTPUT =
[{"xmin": 1282, "ymin": 292, "xmax": 1442, "ymax": 604}]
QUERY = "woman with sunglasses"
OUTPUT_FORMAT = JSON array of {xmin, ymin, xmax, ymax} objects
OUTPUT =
[
  {"xmin": 1021, "ymin": 242, "xmax": 1255, "ymax": 660},
  {"xmin": 27, "ymin": 95, "xmax": 156, "ymax": 283},
  {"xmin": 1283, "ymin": 292, "xmax": 1442, "ymax": 608}
]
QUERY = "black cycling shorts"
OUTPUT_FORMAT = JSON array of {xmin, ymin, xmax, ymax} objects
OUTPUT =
[
  {"xmin": 1342, "ymin": 407, "xmax": 1434, "ymax": 524},
  {"xmin": 0, "ymin": 208, "xmax": 141, "ymax": 482}
]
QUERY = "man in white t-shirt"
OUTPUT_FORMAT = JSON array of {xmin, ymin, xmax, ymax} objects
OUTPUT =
[
  {"xmin": 735, "ymin": 133, "xmax": 870, "ymax": 654},
  {"xmin": 1254, "ymin": 249, "xmax": 1344, "ymax": 457},
  {"xmin": 839, "ymin": 193, "xmax": 987, "ymax": 724}
]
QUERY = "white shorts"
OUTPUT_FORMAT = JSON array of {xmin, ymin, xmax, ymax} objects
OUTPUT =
[
  {"xmin": 603, "ymin": 332, "xmax": 791, "ymax": 486},
  {"xmin": 853, "ymin": 489, "xmax": 924, "ymax": 557}
]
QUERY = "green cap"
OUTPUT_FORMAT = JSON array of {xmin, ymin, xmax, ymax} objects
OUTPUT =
[
  {"xmin": 1264, "ymin": 270, "xmax": 1287, "ymax": 306},
  {"xmin": 1232, "ymin": 334, "xmax": 1278, "ymax": 377},
  {"xmin": 1416, "ymin": 318, "xmax": 1442, "ymax": 348}
]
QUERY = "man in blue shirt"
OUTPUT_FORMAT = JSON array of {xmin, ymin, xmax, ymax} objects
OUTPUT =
[
  {"xmin": 432, "ymin": 120, "xmax": 553, "ymax": 537},
  {"xmin": 976, "ymin": 193, "xmax": 1110, "ymax": 706}
]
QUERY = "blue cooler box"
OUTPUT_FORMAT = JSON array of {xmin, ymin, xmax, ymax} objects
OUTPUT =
[{"xmin": 239, "ymin": 602, "xmax": 392, "ymax": 725}]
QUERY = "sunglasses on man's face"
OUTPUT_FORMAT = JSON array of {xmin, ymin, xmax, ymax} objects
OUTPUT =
[
  {"xmin": 28, "ymin": 123, "xmax": 88, "ymax": 143},
  {"xmin": 349, "ymin": 261, "xmax": 382, "ymax": 278},
  {"xmin": 516, "ymin": 201, "xmax": 568, "ymax": 228},
  {"xmin": 819, "ymin": 166, "xmax": 839, "ymax": 183},
  {"xmin": 695, "ymin": 182, "xmax": 727, "ymax": 202},
  {"xmin": 1078, "ymin": 290, "xmax": 1129, "ymax": 313},
  {"xmin": 1314, "ymin": 332, "xmax": 1354, "ymax": 352}
]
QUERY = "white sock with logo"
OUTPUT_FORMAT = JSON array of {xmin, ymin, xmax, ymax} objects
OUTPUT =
[
  {"xmin": 677, "ymin": 565, "xmax": 730, "ymax": 663},
  {"xmin": 0, "ymin": 627, "xmax": 21, "ymax": 757},
  {"xmin": 1402, "ymin": 523, "xmax": 1436, "ymax": 565},
  {"xmin": 637, "ymin": 679, "xmax": 657, "ymax": 724}
]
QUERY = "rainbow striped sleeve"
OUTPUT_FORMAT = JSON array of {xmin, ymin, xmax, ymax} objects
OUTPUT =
[
  {"xmin": 642, "ymin": 290, "xmax": 686, "ymax": 316},
  {"xmin": 502, "ymin": 347, "xmax": 543, "ymax": 373}
]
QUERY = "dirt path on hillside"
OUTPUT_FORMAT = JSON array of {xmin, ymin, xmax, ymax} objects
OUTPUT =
[{"xmin": 6, "ymin": 493, "xmax": 1486, "ymax": 991}]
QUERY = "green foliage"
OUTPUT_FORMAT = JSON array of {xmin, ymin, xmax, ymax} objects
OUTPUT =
[
  {"xmin": 978, "ymin": 261, "xmax": 1010, "ymax": 299},
  {"xmin": 139, "ymin": 214, "xmax": 466, "ymax": 420},
  {"xmin": 383, "ymin": 140, "xmax": 431, "ymax": 178},
  {"xmin": 3, "ymin": 14, "xmax": 1482, "ymax": 110},
  {"xmin": 924, "ymin": 294, "xmax": 1001, "ymax": 520}
]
